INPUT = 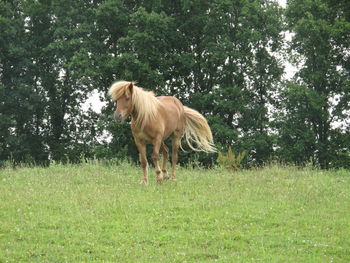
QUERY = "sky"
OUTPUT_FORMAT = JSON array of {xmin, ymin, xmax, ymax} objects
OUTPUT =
[{"xmin": 278, "ymin": 0, "xmax": 286, "ymax": 8}]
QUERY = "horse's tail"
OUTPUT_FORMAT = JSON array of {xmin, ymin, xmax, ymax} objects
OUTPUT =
[{"xmin": 182, "ymin": 106, "xmax": 217, "ymax": 153}]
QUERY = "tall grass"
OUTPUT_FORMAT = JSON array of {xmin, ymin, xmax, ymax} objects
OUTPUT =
[{"xmin": 0, "ymin": 162, "xmax": 349, "ymax": 262}]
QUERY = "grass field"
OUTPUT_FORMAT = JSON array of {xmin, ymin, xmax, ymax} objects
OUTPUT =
[{"xmin": 0, "ymin": 162, "xmax": 349, "ymax": 262}]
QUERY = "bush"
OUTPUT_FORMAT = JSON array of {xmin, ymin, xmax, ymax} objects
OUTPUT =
[{"xmin": 217, "ymin": 146, "xmax": 246, "ymax": 171}]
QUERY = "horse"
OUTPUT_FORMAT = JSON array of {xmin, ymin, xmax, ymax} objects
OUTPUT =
[{"xmin": 108, "ymin": 81, "xmax": 216, "ymax": 184}]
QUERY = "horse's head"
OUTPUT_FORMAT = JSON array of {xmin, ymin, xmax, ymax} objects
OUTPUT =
[{"xmin": 109, "ymin": 82, "xmax": 134, "ymax": 122}]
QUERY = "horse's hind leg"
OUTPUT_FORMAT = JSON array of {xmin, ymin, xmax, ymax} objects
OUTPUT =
[
  {"xmin": 161, "ymin": 142, "xmax": 169, "ymax": 179},
  {"xmin": 171, "ymin": 135, "xmax": 180, "ymax": 180}
]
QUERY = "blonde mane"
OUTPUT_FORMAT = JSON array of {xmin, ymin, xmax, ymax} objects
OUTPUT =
[{"xmin": 108, "ymin": 81, "xmax": 160, "ymax": 129}]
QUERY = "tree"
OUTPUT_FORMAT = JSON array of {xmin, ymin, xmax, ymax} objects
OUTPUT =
[
  {"xmin": 0, "ymin": 1, "xmax": 48, "ymax": 165},
  {"xmin": 23, "ymin": 0, "xmax": 99, "ymax": 161},
  {"xmin": 281, "ymin": 0, "xmax": 350, "ymax": 168},
  {"xmin": 180, "ymin": 0, "xmax": 284, "ymax": 165},
  {"xmin": 91, "ymin": 0, "xmax": 284, "ymax": 166}
]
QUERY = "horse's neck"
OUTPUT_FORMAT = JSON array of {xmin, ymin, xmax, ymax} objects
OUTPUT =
[
  {"xmin": 131, "ymin": 106, "xmax": 143, "ymax": 128},
  {"xmin": 130, "ymin": 92, "xmax": 160, "ymax": 129},
  {"xmin": 131, "ymin": 109, "xmax": 138, "ymax": 122}
]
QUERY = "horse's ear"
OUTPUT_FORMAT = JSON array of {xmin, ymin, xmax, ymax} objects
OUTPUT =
[
  {"xmin": 125, "ymin": 82, "xmax": 133, "ymax": 98},
  {"xmin": 128, "ymin": 82, "xmax": 133, "ymax": 94}
]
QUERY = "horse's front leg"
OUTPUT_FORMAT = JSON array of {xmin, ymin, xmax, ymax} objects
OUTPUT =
[
  {"xmin": 135, "ymin": 139, "xmax": 148, "ymax": 185},
  {"xmin": 152, "ymin": 137, "xmax": 163, "ymax": 182},
  {"xmin": 161, "ymin": 142, "xmax": 169, "ymax": 180}
]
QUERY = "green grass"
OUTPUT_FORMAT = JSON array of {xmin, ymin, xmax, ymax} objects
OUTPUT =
[{"xmin": 0, "ymin": 162, "xmax": 349, "ymax": 262}]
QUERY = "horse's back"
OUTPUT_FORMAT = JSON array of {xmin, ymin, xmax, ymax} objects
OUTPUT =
[
  {"xmin": 157, "ymin": 96, "xmax": 183, "ymax": 109},
  {"xmin": 157, "ymin": 96, "xmax": 185, "ymax": 138}
]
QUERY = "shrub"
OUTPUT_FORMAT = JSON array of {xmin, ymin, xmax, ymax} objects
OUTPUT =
[{"xmin": 217, "ymin": 146, "xmax": 246, "ymax": 171}]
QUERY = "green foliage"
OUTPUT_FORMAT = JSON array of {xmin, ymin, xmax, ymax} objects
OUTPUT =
[
  {"xmin": 0, "ymin": 0, "xmax": 349, "ymax": 169},
  {"xmin": 217, "ymin": 146, "xmax": 246, "ymax": 170},
  {"xmin": 282, "ymin": 0, "xmax": 350, "ymax": 169}
]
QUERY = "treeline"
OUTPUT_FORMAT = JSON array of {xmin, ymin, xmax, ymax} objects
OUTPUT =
[{"xmin": 0, "ymin": 0, "xmax": 349, "ymax": 169}]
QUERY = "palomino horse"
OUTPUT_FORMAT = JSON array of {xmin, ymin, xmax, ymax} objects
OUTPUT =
[{"xmin": 109, "ymin": 81, "xmax": 216, "ymax": 184}]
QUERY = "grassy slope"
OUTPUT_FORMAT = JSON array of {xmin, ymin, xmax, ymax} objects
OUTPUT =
[{"xmin": 0, "ymin": 163, "xmax": 349, "ymax": 262}]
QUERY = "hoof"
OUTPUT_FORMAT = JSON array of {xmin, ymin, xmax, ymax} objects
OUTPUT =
[
  {"xmin": 156, "ymin": 176, "xmax": 164, "ymax": 183},
  {"xmin": 162, "ymin": 170, "xmax": 169, "ymax": 180},
  {"xmin": 140, "ymin": 179, "xmax": 148, "ymax": 185}
]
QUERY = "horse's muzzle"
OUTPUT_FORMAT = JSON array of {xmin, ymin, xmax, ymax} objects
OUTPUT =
[{"xmin": 114, "ymin": 113, "xmax": 123, "ymax": 121}]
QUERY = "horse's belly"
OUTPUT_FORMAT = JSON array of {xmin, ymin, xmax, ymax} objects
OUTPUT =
[
  {"xmin": 158, "ymin": 97, "xmax": 184, "ymax": 139},
  {"xmin": 132, "ymin": 130, "xmax": 154, "ymax": 144},
  {"xmin": 132, "ymin": 96, "xmax": 184, "ymax": 144}
]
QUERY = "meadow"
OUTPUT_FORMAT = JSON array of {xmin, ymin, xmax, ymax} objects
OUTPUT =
[{"xmin": 0, "ymin": 162, "xmax": 349, "ymax": 262}]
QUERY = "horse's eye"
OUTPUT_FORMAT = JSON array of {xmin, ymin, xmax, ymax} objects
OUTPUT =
[{"xmin": 125, "ymin": 98, "xmax": 130, "ymax": 102}]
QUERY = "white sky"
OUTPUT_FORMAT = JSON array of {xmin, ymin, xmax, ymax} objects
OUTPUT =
[{"xmin": 278, "ymin": 0, "xmax": 286, "ymax": 7}]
